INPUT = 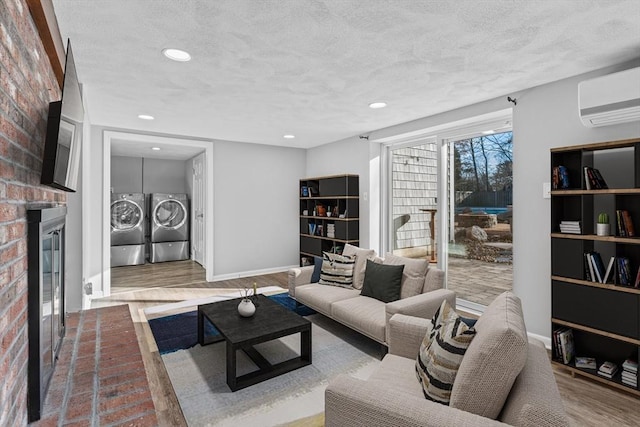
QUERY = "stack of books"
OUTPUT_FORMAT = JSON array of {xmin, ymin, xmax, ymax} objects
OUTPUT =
[
  {"xmin": 327, "ymin": 223, "xmax": 336, "ymax": 238},
  {"xmin": 597, "ymin": 361, "xmax": 618, "ymax": 379},
  {"xmin": 622, "ymin": 358, "xmax": 638, "ymax": 388},
  {"xmin": 559, "ymin": 220, "xmax": 581, "ymax": 234}
]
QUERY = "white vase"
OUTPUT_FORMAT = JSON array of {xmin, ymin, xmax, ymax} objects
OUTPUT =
[
  {"xmin": 596, "ymin": 223, "xmax": 610, "ymax": 236},
  {"xmin": 238, "ymin": 298, "xmax": 256, "ymax": 317}
]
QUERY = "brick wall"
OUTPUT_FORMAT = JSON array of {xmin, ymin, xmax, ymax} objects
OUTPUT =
[{"xmin": 0, "ymin": 0, "xmax": 65, "ymax": 424}]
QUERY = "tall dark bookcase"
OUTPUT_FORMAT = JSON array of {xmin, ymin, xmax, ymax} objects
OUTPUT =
[
  {"xmin": 299, "ymin": 174, "xmax": 359, "ymax": 265},
  {"xmin": 550, "ymin": 138, "xmax": 640, "ymax": 396}
]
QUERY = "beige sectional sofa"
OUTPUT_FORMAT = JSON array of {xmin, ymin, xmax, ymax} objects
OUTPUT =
[
  {"xmin": 325, "ymin": 291, "xmax": 570, "ymax": 427},
  {"xmin": 288, "ymin": 252, "xmax": 454, "ymax": 345}
]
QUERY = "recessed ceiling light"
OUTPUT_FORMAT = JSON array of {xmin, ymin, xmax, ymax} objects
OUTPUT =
[
  {"xmin": 283, "ymin": 134, "xmax": 296, "ymax": 139},
  {"xmin": 369, "ymin": 102, "xmax": 387, "ymax": 109},
  {"xmin": 162, "ymin": 48, "xmax": 191, "ymax": 62},
  {"xmin": 138, "ymin": 114, "xmax": 154, "ymax": 120},
  {"xmin": 151, "ymin": 147, "xmax": 161, "ymax": 151}
]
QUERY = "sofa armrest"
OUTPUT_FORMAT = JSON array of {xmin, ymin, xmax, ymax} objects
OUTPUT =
[
  {"xmin": 387, "ymin": 314, "xmax": 430, "ymax": 359},
  {"xmin": 325, "ymin": 375, "xmax": 508, "ymax": 427},
  {"xmin": 287, "ymin": 266, "xmax": 314, "ymax": 297}
]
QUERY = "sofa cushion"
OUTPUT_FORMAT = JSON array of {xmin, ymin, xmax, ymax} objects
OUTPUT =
[
  {"xmin": 342, "ymin": 244, "xmax": 376, "ymax": 290},
  {"xmin": 361, "ymin": 260, "xmax": 404, "ymax": 303},
  {"xmin": 295, "ymin": 283, "xmax": 360, "ymax": 315},
  {"xmin": 319, "ymin": 252, "xmax": 356, "ymax": 288},
  {"xmin": 450, "ymin": 291, "xmax": 528, "ymax": 420},
  {"xmin": 368, "ymin": 354, "xmax": 424, "ymax": 398},
  {"xmin": 331, "ymin": 296, "xmax": 387, "ymax": 343},
  {"xmin": 415, "ymin": 300, "xmax": 476, "ymax": 405},
  {"xmin": 383, "ymin": 253, "xmax": 429, "ymax": 299}
]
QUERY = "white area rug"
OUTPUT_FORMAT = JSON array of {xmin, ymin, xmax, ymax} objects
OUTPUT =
[{"xmin": 160, "ymin": 314, "xmax": 381, "ymax": 426}]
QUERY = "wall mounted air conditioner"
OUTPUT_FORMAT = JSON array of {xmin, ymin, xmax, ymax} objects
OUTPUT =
[{"xmin": 578, "ymin": 67, "xmax": 640, "ymax": 127}]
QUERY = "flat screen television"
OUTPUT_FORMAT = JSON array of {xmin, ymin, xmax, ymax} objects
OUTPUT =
[{"xmin": 41, "ymin": 39, "xmax": 83, "ymax": 192}]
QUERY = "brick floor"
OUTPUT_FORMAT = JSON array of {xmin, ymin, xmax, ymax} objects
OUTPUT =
[{"xmin": 30, "ymin": 305, "xmax": 158, "ymax": 427}]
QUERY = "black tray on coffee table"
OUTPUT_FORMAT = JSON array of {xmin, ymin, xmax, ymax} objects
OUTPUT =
[{"xmin": 197, "ymin": 294, "xmax": 312, "ymax": 391}]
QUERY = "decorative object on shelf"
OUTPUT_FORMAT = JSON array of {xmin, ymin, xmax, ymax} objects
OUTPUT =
[
  {"xmin": 316, "ymin": 204, "xmax": 326, "ymax": 217},
  {"xmin": 238, "ymin": 289, "xmax": 256, "ymax": 317},
  {"xmin": 596, "ymin": 212, "xmax": 610, "ymax": 236},
  {"xmin": 301, "ymin": 186, "xmax": 309, "ymax": 197},
  {"xmin": 302, "ymin": 209, "xmax": 308, "ymax": 216}
]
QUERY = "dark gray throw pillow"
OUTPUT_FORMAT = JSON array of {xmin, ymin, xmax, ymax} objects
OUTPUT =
[
  {"xmin": 311, "ymin": 256, "xmax": 323, "ymax": 283},
  {"xmin": 361, "ymin": 259, "xmax": 404, "ymax": 303}
]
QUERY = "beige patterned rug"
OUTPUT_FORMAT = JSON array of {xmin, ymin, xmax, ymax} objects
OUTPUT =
[{"xmin": 159, "ymin": 314, "xmax": 381, "ymax": 426}]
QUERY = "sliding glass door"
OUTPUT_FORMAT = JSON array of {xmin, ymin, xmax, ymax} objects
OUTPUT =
[{"xmin": 444, "ymin": 131, "xmax": 513, "ymax": 308}]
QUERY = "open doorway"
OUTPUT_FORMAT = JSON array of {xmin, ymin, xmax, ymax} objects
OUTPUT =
[{"xmin": 99, "ymin": 131, "xmax": 215, "ymax": 299}]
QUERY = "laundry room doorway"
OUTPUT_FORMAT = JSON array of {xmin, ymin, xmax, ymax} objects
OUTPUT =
[{"xmin": 100, "ymin": 131, "xmax": 215, "ymax": 298}]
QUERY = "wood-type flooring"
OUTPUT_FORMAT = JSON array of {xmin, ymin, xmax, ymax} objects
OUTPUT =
[{"xmin": 96, "ymin": 261, "xmax": 639, "ymax": 426}]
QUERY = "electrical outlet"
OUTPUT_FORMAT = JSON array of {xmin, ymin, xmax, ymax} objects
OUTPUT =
[
  {"xmin": 363, "ymin": 191, "xmax": 368, "ymax": 201},
  {"xmin": 543, "ymin": 182, "xmax": 551, "ymax": 199}
]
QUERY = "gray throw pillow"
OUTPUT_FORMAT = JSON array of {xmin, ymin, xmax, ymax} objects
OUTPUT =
[{"xmin": 360, "ymin": 259, "xmax": 404, "ymax": 303}]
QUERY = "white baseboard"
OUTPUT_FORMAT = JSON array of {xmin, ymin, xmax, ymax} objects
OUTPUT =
[
  {"xmin": 212, "ymin": 265, "xmax": 298, "ymax": 282},
  {"xmin": 528, "ymin": 331, "xmax": 552, "ymax": 349}
]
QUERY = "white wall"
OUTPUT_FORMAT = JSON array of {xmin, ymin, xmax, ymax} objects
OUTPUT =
[
  {"xmin": 212, "ymin": 140, "xmax": 306, "ymax": 277},
  {"xmin": 305, "ymin": 138, "xmax": 375, "ymax": 250}
]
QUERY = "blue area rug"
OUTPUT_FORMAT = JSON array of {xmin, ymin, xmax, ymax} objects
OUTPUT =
[{"xmin": 148, "ymin": 293, "xmax": 315, "ymax": 355}]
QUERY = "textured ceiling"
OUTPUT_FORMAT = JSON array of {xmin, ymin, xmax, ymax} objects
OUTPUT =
[{"xmin": 52, "ymin": 0, "xmax": 640, "ymax": 149}]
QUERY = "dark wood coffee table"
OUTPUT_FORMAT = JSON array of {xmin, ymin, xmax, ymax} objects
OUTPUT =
[{"xmin": 197, "ymin": 294, "xmax": 312, "ymax": 391}]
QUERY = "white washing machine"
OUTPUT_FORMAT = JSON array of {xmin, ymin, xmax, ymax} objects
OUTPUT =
[
  {"xmin": 110, "ymin": 193, "xmax": 145, "ymax": 267},
  {"xmin": 149, "ymin": 193, "xmax": 189, "ymax": 262}
]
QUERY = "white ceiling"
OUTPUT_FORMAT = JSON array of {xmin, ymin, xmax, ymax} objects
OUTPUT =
[{"xmin": 52, "ymin": 0, "xmax": 640, "ymax": 150}]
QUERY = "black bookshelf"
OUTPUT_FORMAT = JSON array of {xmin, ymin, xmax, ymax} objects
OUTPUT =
[
  {"xmin": 550, "ymin": 138, "xmax": 640, "ymax": 397},
  {"xmin": 299, "ymin": 174, "xmax": 359, "ymax": 265}
]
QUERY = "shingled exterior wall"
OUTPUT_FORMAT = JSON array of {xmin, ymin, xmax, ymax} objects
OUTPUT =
[{"xmin": 0, "ymin": 0, "xmax": 65, "ymax": 424}]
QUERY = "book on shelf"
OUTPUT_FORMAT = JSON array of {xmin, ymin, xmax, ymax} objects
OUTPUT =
[
  {"xmin": 635, "ymin": 265, "xmax": 640, "ymax": 288},
  {"xmin": 616, "ymin": 209, "xmax": 636, "ymax": 237},
  {"xmin": 583, "ymin": 166, "xmax": 608, "ymax": 190},
  {"xmin": 602, "ymin": 256, "xmax": 615, "ymax": 284},
  {"xmin": 583, "ymin": 253, "xmax": 593, "ymax": 282},
  {"xmin": 552, "ymin": 327, "xmax": 568, "ymax": 360},
  {"xmin": 575, "ymin": 356, "xmax": 597, "ymax": 370},
  {"xmin": 586, "ymin": 252, "xmax": 606, "ymax": 283},
  {"xmin": 616, "ymin": 257, "xmax": 632, "ymax": 286},
  {"xmin": 558, "ymin": 328, "xmax": 575, "ymax": 364},
  {"xmin": 552, "ymin": 165, "xmax": 570, "ymax": 189}
]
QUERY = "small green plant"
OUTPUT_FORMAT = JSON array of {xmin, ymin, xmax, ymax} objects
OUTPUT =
[{"xmin": 597, "ymin": 213, "xmax": 609, "ymax": 224}]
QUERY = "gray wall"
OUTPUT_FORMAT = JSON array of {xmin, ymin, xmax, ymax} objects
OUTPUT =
[
  {"xmin": 213, "ymin": 140, "xmax": 306, "ymax": 275},
  {"xmin": 512, "ymin": 60, "xmax": 640, "ymax": 338}
]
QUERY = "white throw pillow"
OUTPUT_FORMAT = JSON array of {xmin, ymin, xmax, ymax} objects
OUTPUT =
[
  {"xmin": 383, "ymin": 253, "xmax": 429, "ymax": 298},
  {"xmin": 342, "ymin": 244, "xmax": 376, "ymax": 290}
]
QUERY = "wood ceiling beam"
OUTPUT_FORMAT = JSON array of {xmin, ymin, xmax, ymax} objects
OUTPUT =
[{"xmin": 26, "ymin": 0, "xmax": 65, "ymax": 89}]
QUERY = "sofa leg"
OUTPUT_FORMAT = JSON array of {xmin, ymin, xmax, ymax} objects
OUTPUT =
[{"xmin": 379, "ymin": 344, "xmax": 388, "ymax": 360}]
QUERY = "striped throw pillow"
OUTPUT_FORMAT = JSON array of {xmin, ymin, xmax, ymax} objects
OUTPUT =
[
  {"xmin": 415, "ymin": 300, "xmax": 476, "ymax": 405},
  {"xmin": 318, "ymin": 252, "xmax": 356, "ymax": 288}
]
